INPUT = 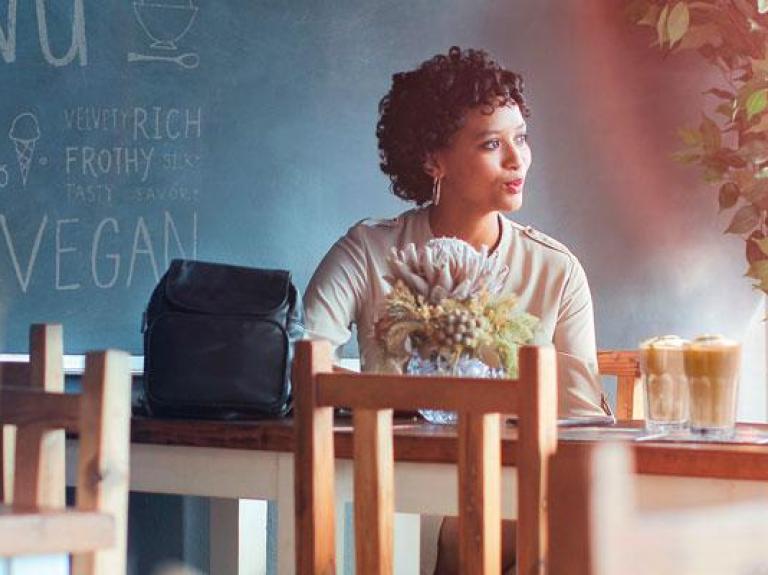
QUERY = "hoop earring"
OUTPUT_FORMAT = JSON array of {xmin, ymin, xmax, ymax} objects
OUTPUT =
[{"xmin": 432, "ymin": 176, "xmax": 442, "ymax": 206}]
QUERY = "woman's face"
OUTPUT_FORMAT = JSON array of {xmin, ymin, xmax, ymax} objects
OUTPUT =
[{"xmin": 431, "ymin": 103, "xmax": 531, "ymax": 213}]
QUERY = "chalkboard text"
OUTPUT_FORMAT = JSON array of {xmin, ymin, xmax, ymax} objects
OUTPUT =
[{"xmin": 0, "ymin": 211, "xmax": 198, "ymax": 292}]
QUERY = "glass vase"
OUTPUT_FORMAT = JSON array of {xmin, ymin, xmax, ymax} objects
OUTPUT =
[{"xmin": 405, "ymin": 352, "xmax": 506, "ymax": 425}]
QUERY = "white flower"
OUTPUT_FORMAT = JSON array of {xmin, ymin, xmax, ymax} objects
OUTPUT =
[{"xmin": 385, "ymin": 238, "xmax": 509, "ymax": 303}]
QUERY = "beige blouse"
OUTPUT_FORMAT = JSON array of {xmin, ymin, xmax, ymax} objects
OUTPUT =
[{"xmin": 303, "ymin": 206, "xmax": 606, "ymax": 417}]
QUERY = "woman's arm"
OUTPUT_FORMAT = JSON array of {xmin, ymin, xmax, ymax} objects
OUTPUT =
[
  {"xmin": 553, "ymin": 257, "xmax": 608, "ymax": 417},
  {"xmin": 303, "ymin": 227, "xmax": 368, "ymax": 358}
]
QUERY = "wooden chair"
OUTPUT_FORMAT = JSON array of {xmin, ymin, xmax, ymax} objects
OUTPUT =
[
  {"xmin": 1, "ymin": 324, "xmax": 66, "ymax": 506},
  {"xmin": 0, "ymin": 324, "xmax": 132, "ymax": 575},
  {"xmin": 293, "ymin": 339, "xmax": 558, "ymax": 575},
  {"xmin": 596, "ymin": 350, "xmax": 641, "ymax": 421},
  {"xmin": 548, "ymin": 442, "xmax": 768, "ymax": 574}
]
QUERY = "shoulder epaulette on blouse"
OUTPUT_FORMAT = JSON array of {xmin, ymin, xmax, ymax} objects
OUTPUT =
[
  {"xmin": 354, "ymin": 215, "xmax": 400, "ymax": 229},
  {"xmin": 510, "ymin": 221, "xmax": 571, "ymax": 255}
]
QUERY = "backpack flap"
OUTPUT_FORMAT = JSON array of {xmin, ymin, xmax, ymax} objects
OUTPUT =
[{"xmin": 163, "ymin": 259, "xmax": 291, "ymax": 318}]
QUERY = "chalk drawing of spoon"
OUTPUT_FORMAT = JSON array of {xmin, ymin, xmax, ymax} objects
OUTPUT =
[
  {"xmin": 127, "ymin": 51, "xmax": 199, "ymax": 69},
  {"xmin": 0, "ymin": 165, "xmax": 8, "ymax": 188}
]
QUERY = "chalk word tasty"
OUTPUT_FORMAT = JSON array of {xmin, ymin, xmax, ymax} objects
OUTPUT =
[{"xmin": 0, "ymin": 211, "xmax": 197, "ymax": 292}]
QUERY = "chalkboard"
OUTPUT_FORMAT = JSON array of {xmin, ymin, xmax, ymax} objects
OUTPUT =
[
  {"xmin": 0, "ymin": 0, "xmax": 454, "ymax": 353},
  {"xmin": 7, "ymin": 1, "xmax": 712, "ymax": 358}
]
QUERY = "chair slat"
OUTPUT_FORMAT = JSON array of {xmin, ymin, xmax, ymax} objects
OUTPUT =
[
  {"xmin": 30, "ymin": 324, "xmax": 66, "ymax": 508},
  {"xmin": 0, "ymin": 362, "xmax": 31, "ymax": 387},
  {"xmin": 548, "ymin": 445, "xmax": 600, "ymax": 575},
  {"xmin": 458, "ymin": 412, "xmax": 501, "ymax": 575},
  {"xmin": 294, "ymin": 340, "xmax": 337, "ymax": 575},
  {"xmin": 597, "ymin": 350, "xmax": 641, "ymax": 421},
  {"xmin": 12, "ymin": 427, "xmax": 58, "ymax": 508},
  {"xmin": 0, "ymin": 362, "xmax": 29, "ymax": 504},
  {"xmin": 517, "ymin": 346, "xmax": 558, "ymax": 575},
  {"xmin": 0, "ymin": 506, "xmax": 114, "ymax": 556},
  {"xmin": 596, "ymin": 350, "xmax": 639, "ymax": 377},
  {"xmin": 353, "ymin": 408, "xmax": 394, "ymax": 575},
  {"xmin": 0, "ymin": 389, "xmax": 81, "ymax": 430},
  {"xmin": 72, "ymin": 350, "xmax": 132, "ymax": 575},
  {"xmin": 317, "ymin": 372, "xmax": 518, "ymax": 413}
]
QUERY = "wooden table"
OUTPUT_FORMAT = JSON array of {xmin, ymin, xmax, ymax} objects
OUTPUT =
[{"xmin": 67, "ymin": 417, "xmax": 768, "ymax": 574}]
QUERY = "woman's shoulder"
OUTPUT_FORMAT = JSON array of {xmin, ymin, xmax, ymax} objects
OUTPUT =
[
  {"xmin": 503, "ymin": 217, "xmax": 581, "ymax": 271},
  {"xmin": 342, "ymin": 207, "xmax": 425, "ymax": 247}
]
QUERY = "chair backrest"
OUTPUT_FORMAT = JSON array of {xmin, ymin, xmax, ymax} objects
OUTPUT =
[
  {"xmin": 293, "ymin": 340, "xmax": 558, "ymax": 575},
  {"xmin": 1, "ymin": 324, "xmax": 65, "ymax": 506},
  {"xmin": 596, "ymin": 350, "xmax": 641, "ymax": 421},
  {"xmin": 0, "ymin": 324, "xmax": 131, "ymax": 575},
  {"xmin": 548, "ymin": 442, "xmax": 768, "ymax": 575}
]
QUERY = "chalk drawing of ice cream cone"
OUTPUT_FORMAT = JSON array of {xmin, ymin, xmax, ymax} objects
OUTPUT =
[{"xmin": 9, "ymin": 113, "xmax": 40, "ymax": 187}]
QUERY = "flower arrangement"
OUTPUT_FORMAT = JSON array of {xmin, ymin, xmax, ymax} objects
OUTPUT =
[{"xmin": 375, "ymin": 238, "xmax": 539, "ymax": 376}]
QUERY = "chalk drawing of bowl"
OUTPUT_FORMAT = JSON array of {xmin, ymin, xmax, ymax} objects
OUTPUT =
[{"xmin": 133, "ymin": 1, "xmax": 198, "ymax": 51}]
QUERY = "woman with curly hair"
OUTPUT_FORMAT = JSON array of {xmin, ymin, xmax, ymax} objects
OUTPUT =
[{"xmin": 304, "ymin": 46, "xmax": 609, "ymax": 573}]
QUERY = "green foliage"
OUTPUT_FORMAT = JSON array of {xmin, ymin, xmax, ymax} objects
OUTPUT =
[{"xmin": 631, "ymin": 0, "xmax": 768, "ymax": 294}]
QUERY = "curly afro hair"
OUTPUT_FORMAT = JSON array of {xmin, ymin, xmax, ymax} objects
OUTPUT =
[{"xmin": 376, "ymin": 46, "xmax": 529, "ymax": 205}]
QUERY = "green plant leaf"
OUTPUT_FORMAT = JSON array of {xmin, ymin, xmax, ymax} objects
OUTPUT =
[
  {"xmin": 667, "ymin": 2, "xmax": 691, "ymax": 47},
  {"xmin": 678, "ymin": 23, "xmax": 720, "ymax": 50},
  {"xmin": 704, "ymin": 88, "xmax": 735, "ymax": 100},
  {"xmin": 738, "ymin": 139, "xmax": 768, "ymax": 165},
  {"xmin": 749, "ymin": 262, "xmax": 768, "ymax": 287},
  {"xmin": 671, "ymin": 150, "xmax": 702, "ymax": 164},
  {"xmin": 746, "ymin": 260, "xmax": 768, "ymax": 292},
  {"xmin": 656, "ymin": 3, "xmax": 670, "ymax": 46},
  {"xmin": 747, "ymin": 113, "xmax": 768, "ymax": 133},
  {"xmin": 717, "ymin": 149, "xmax": 749, "ymax": 168},
  {"xmin": 699, "ymin": 114, "xmax": 721, "ymax": 152},
  {"xmin": 703, "ymin": 166, "xmax": 726, "ymax": 183},
  {"xmin": 634, "ymin": 1, "xmax": 659, "ymax": 25},
  {"xmin": 741, "ymin": 181, "xmax": 768, "ymax": 208},
  {"xmin": 687, "ymin": 1, "xmax": 721, "ymax": 10},
  {"xmin": 677, "ymin": 127, "xmax": 702, "ymax": 146},
  {"xmin": 715, "ymin": 102, "xmax": 735, "ymax": 118},
  {"xmin": 746, "ymin": 260, "xmax": 768, "ymax": 280},
  {"xmin": 757, "ymin": 237, "xmax": 768, "ymax": 256},
  {"xmin": 737, "ymin": 79, "xmax": 768, "ymax": 108},
  {"xmin": 725, "ymin": 204, "xmax": 761, "ymax": 234},
  {"xmin": 752, "ymin": 59, "xmax": 768, "ymax": 78},
  {"xmin": 759, "ymin": 0, "xmax": 768, "ymax": 14},
  {"xmin": 719, "ymin": 182, "xmax": 741, "ymax": 210},
  {"xmin": 746, "ymin": 88, "xmax": 768, "ymax": 120}
]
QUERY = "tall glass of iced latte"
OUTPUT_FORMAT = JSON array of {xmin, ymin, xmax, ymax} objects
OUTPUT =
[
  {"xmin": 683, "ymin": 335, "xmax": 741, "ymax": 438},
  {"xmin": 639, "ymin": 335, "xmax": 689, "ymax": 433}
]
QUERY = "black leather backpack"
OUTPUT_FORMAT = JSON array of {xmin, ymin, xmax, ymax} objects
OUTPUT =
[{"xmin": 141, "ymin": 259, "xmax": 304, "ymax": 419}]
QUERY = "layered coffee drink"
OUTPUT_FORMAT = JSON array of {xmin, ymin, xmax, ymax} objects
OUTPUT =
[
  {"xmin": 683, "ymin": 335, "xmax": 741, "ymax": 437},
  {"xmin": 639, "ymin": 335, "xmax": 689, "ymax": 432}
]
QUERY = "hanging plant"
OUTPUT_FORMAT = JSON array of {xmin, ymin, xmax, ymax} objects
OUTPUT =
[{"xmin": 628, "ymin": 0, "xmax": 768, "ymax": 293}]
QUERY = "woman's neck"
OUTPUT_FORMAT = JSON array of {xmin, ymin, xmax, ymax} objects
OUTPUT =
[{"xmin": 428, "ymin": 204, "xmax": 501, "ymax": 253}]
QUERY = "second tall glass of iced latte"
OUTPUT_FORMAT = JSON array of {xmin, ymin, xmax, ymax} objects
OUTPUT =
[{"xmin": 683, "ymin": 336, "xmax": 741, "ymax": 438}]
